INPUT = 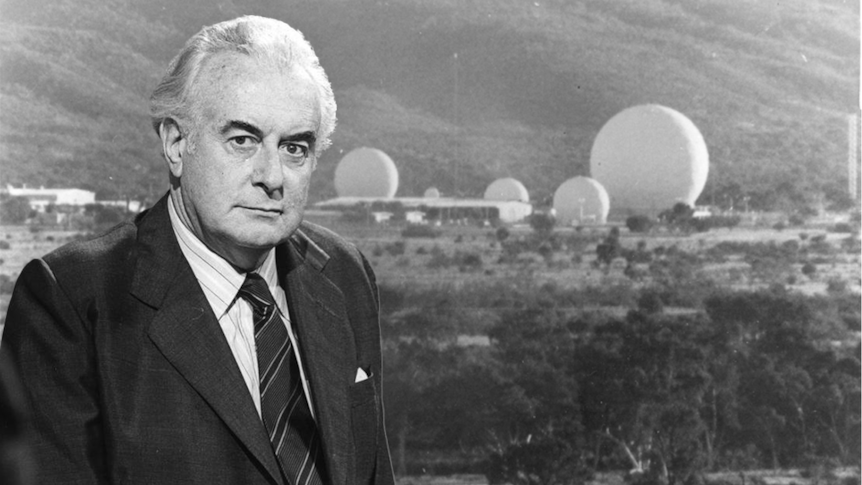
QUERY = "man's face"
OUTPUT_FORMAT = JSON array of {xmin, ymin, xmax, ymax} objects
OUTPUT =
[{"xmin": 170, "ymin": 52, "xmax": 321, "ymax": 268}]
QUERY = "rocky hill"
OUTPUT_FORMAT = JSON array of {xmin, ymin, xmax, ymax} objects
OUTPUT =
[{"xmin": 0, "ymin": 0, "xmax": 858, "ymax": 211}]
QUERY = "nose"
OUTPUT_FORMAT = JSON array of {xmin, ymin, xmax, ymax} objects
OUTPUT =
[{"xmin": 252, "ymin": 144, "xmax": 284, "ymax": 195}]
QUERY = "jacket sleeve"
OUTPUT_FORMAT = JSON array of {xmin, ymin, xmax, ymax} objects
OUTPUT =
[{"xmin": 1, "ymin": 259, "xmax": 108, "ymax": 484}]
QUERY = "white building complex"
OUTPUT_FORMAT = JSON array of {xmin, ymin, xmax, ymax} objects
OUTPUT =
[
  {"xmin": 6, "ymin": 185, "xmax": 96, "ymax": 212},
  {"xmin": 313, "ymin": 196, "xmax": 533, "ymax": 225}
]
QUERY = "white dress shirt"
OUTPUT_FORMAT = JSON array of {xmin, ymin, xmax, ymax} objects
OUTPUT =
[{"xmin": 168, "ymin": 199, "xmax": 315, "ymax": 418}]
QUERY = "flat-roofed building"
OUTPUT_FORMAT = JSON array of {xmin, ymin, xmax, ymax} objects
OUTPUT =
[
  {"xmin": 314, "ymin": 196, "xmax": 533, "ymax": 224},
  {"xmin": 6, "ymin": 185, "xmax": 96, "ymax": 212}
]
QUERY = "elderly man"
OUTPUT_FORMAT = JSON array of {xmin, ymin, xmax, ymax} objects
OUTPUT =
[{"xmin": 1, "ymin": 16, "xmax": 394, "ymax": 485}]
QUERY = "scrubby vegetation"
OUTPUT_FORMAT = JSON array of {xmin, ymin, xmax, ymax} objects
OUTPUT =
[
  {"xmin": 380, "ymin": 280, "xmax": 860, "ymax": 484},
  {"xmin": 332, "ymin": 211, "xmax": 861, "ymax": 484}
]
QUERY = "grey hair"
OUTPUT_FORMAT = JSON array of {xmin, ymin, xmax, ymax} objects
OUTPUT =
[{"xmin": 149, "ymin": 15, "xmax": 336, "ymax": 154}]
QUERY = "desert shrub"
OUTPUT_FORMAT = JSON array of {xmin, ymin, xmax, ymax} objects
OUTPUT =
[
  {"xmin": 626, "ymin": 215, "xmax": 654, "ymax": 233},
  {"xmin": 841, "ymin": 235, "xmax": 860, "ymax": 253},
  {"xmin": 0, "ymin": 274, "xmax": 15, "ymax": 294},
  {"xmin": 372, "ymin": 245, "xmax": 384, "ymax": 257},
  {"xmin": 788, "ymin": 213, "xmax": 806, "ymax": 226},
  {"xmin": 415, "ymin": 246, "xmax": 428, "ymax": 255},
  {"xmin": 581, "ymin": 280, "xmax": 637, "ymax": 307},
  {"xmin": 773, "ymin": 221, "xmax": 787, "ymax": 231},
  {"xmin": 808, "ymin": 238, "xmax": 835, "ymax": 255},
  {"xmin": 495, "ymin": 226, "xmax": 510, "ymax": 242},
  {"xmin": 385, "ymin": 240, "xmax": 406, "ymax": 256},
  {"xmin": 0, "ymin": 240, "xmax": 10, "ymax": 250},
  {"xmin": 454, "ymin": 251, "xmax": 483, "ymax": 271},
  {"xmin": 427, "ymin": 246, "xmax": 452, "ymax": 269},
  {"xmin": 528, "ymin": 212, "xmax": 556, "ymax": 235},
  {"xmin": 826, "ymin": 278, "xmax": 848, "ymax": 294},
  {"xmin": 637, "ymin": 288, "xmax": 665, "ymax": 314},
  {"xmin": 622, "ymin": 247, "xmax": 653, "ymax": 264},
  {"xmin": 402, "ymin": 225, "xmax": 439, "ymax": 238},
  {"xmin": 0, "ymin": 196, "xmax": 31, "ymax": 224},
  {"xmin": 537, "ymin": 241, "xmax": 554, "ymax": 261},
  {"xmin": 781, "ymin": 239, "xmax": 800, "ymax": 254},
  {"xmin": 801, "ymin": 262, "xmax": 817, "ymax": 277},
  {"xmin": 831, "ymin": 223, "xmax": 853, "ymax": 233}
]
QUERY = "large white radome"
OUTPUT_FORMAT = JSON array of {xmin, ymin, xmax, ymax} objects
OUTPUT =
[
  {"xmin": 553, "ymin": 176, "xmax": 610, "ymax": 225},
  {"xmin": 334, "ymin": 147, "xmax": 399, "ymax": 198},
  {"xmin": 483, "ymin": 177, "xmax": 529, "ymax": 202},
  {"xmin": 590, "ymin": 104, "xmax": 709, "ymax": 213}
]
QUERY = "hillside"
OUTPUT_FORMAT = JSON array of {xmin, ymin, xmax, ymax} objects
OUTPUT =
[{"xmin": 0, "ymin": 0, "xmax": 858, "ymax": 211}]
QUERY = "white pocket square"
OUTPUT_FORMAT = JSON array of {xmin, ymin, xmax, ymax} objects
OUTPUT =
[{"xmin": 355, "ymin": 367, "xmax": 369, "ymax": 383}]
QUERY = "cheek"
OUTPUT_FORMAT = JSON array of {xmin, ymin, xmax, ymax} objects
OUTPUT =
[{"xmin": 286, "ymin": 169, "xmax": 313, "ymax": 197}]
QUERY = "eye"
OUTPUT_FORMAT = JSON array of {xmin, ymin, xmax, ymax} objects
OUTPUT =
[
  {"xmin": 284, "ymin": 142, "xmax": 309, "ymax": 158},
  {"xmin": 229, "ymin": 136, "xmax": 259, "ymax": 150}
]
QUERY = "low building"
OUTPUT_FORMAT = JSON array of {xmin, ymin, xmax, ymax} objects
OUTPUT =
[
  {"xmin": 98, "ymin": 199, "xmax": 145, "ymax": 213},
  {"xmin": 6, "ymin": 185, "xmax": 96, "ymax": 212},
  {"xmin": 314, "ymin": 196, "xmax": 533, "ymax": 224}
]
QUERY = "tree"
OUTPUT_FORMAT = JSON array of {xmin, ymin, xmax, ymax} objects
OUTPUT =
[
  {"xmin": 529, "ymin": 212, "xmax": 556, "ymax": 237},
  {"xmin": 0, "ymin": 196, "xmax": 32, "ymax": 224},
  {"xmin": 496, "ymin": 226, "xmax": 510, "ymax": 242},
  {"xmin": 596, "ymin": 228, "xmax": 621, "ymax": 268},
  {"xmin": 627, "ymin": 215, "xmax": 654, "ymax": 233},
  {"xmin": 704, "ymin": 289, "xmax": 859, "ymax": 468},
  {"xmin": 576, "ymin": 312, "xmax": 713, "ymax": 485},
  {"xmin": 485, "ymin": 297, "xmax": 592, "ymax": 485}
]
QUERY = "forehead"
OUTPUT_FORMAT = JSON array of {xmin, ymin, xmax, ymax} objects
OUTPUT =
[{"xmin": 190, "ymin": 51, "xmax": 320, "ymax": 131}]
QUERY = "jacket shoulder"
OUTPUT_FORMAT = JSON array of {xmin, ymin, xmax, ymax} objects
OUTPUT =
[
  {"xmin": 295, "ymin": 220, "xmax": 378, "ymax": 306},
  {"xmin": 42, "ymin": 220, "xmax": 139, "ymax": 278},
  {"xmin": 297, "ymin": 221, "xmax": 363, "ymax": 263}
]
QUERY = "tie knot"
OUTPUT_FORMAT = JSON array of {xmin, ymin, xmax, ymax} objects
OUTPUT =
[{"xmin": 239, "ymin": 273, "xmax": 276, "ymax": 315}]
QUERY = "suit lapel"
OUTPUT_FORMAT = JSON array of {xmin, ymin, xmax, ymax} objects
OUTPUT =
[
  {"xmin": 279, "ymin": 237, "xmax": 355, "ymax": 485},
  {"xmin": 131, "ymin": 196, "xmax": 284, "ymax": 484}
]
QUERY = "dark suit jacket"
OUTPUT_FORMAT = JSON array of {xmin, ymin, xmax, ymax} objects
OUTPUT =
[{"xmin": 1, "ymin": 195, "xmax": 395, "ymax": 485}]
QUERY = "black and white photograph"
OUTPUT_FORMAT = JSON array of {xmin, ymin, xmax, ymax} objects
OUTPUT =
[{"xmin": 0, "ymin": 1, "xmax": 859, "ymax": 484}]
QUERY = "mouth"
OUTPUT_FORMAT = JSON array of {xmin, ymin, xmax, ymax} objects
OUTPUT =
[{"xmin": 239, "ymin": 206, "xmax": 283, "ymax": 216}]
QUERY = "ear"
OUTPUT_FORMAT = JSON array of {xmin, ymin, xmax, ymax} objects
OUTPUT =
[{"xmin": 159, "ymin": 119, "xmax": 188, "ymax": 178}]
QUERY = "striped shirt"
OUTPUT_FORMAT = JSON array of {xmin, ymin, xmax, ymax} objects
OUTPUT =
[{"xmin": 167, "ymin": 198, "xmax": 315, "ymax": 418}]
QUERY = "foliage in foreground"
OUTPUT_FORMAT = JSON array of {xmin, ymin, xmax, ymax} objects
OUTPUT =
[{"xmin": 380, "ymin": 281, "xmax": 861, "ymax": 485}]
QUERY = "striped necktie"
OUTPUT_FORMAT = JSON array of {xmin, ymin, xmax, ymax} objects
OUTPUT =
[{"xmin": 239, "ymin": 273, "xmax": 326, "ymax": 485}]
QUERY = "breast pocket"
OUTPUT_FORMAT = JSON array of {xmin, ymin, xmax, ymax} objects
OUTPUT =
[{"xmin": 349, "ymin": 377, "xmax": 379, "ymax": 479}]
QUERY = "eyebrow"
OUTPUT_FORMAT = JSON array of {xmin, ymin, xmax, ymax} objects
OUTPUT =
[
  {"xmin": 219, "ymin": 120, "xmax": 264, "ymax": 138},
  {"xmin": 286, "ymin": 131, "xmax": 317, "ymax": 147},
  {"xmin": 219, "ymin": 121, "xmax": 316, "ymax": 147}
]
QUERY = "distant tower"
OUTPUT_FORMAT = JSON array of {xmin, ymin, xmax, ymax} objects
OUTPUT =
[{"xmin": 849, "ymin": 112, "xmax": 861, "ymax": 201}]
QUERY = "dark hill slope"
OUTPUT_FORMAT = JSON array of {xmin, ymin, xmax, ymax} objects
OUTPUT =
[{"xmin": 0, "ymin": 0, "xmax": 857, "ymax": 211}]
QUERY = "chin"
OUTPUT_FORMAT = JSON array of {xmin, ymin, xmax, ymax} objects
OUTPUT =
[{"xmin": 237, "ymin": 224, "xmax": 298, "ymax": 249}]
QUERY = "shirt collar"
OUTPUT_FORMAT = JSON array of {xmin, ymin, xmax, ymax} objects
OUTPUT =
[{"xmin": 168, "ymin": 196, "xmax": 278, "ymax": 318}]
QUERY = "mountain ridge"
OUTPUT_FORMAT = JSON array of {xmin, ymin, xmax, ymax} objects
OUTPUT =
[{"xmin": 0, "ymin": 0, "xmax": 858, "ymax": 211}]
